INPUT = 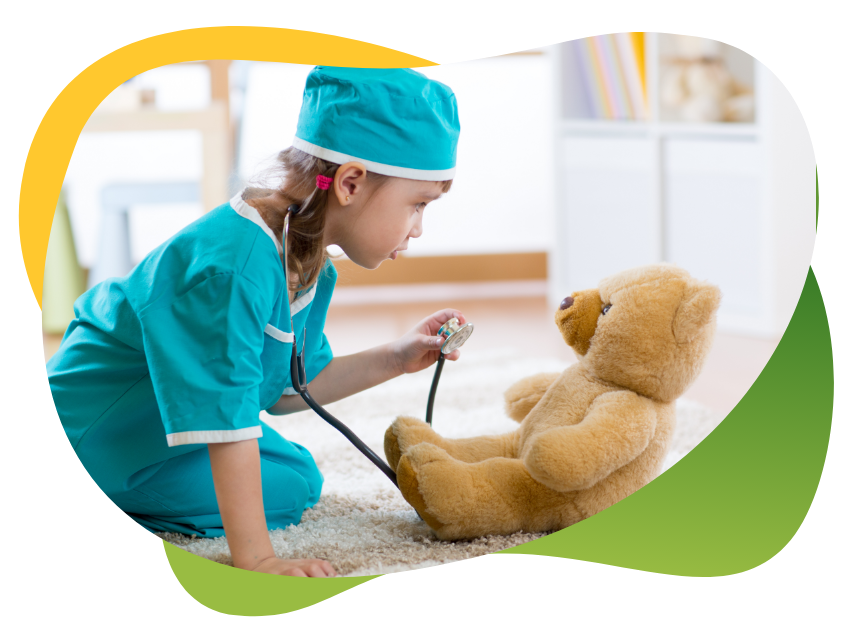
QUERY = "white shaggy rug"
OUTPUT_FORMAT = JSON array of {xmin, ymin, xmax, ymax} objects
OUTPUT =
[{"xmin": 161, "ymin": 348, "xmax": 724, "ymax": 576}]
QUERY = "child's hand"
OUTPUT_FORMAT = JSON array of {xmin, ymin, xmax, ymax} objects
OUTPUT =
[
  {"xmin": 391, "ymin": 309, "xmax": 467, "ymax": 375},
  {"xmin": 252, "ymin": 557, "xmax": 337, "ymax": 577}
]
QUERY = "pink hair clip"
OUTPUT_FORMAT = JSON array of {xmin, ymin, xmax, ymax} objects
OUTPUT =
[{"xmin": 316, "ymin": 174, "xmax": 333, "ymax": 190}]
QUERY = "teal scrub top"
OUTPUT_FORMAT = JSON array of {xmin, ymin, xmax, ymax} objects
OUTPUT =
[{"xmin": 49, "ymin": 192, "xmax": 336, "ymax": 455}]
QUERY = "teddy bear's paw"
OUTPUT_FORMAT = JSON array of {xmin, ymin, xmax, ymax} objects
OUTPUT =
[
  {"xmin": 396, "ymin": 445, "xmax": 447, "ymax": 531},
  {"xmin": 397, "ymin": 442, "xmax": 475, "ymax": 536},
  {"xmin": 384, "ymin": 415, "xmax": 435, "ymax": 471},
  {"xmin": 399, "ymin": 444, "xmax": 535, "ymax": 541},
  {"xmin": 503, "ymin": 373, "xmax": 561, "ymax": 422}
]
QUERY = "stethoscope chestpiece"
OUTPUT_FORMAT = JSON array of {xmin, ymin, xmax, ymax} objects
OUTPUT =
[{"xmin": 437, "ymin": 317, "xmax": 474, "ymax": 355}]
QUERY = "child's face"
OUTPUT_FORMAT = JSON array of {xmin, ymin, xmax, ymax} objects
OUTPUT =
[{"xmin": 331, "ymin": 176, "xmax": 444, "ymax": 270}]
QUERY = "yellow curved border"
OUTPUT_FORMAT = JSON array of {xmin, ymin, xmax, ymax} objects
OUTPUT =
[
  {"xmin": 21, "ymin": 26, "xmax": 831, "ymax": 617},
  {"xmin": 19, "ymin": 26, "xmax": 435, "ymax": 307}
]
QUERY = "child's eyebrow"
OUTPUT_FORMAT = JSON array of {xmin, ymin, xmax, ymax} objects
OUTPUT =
[{"xmin": 421, "ymin": 191, "xmax": 443, "ymax": 201}]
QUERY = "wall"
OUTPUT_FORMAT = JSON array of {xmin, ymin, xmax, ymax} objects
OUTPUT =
[
  {"xmin": 237, "ymin": 55, "xmax": 556, "ymax": 258},
  {"xmin": 64, "ymin": 56, "xmax": 557, "ymax": 270}
]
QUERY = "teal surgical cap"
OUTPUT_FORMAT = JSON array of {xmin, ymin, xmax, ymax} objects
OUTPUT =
[{"xmin": 292, "ymin": 66, "xmax": 460, "ymax": 181}]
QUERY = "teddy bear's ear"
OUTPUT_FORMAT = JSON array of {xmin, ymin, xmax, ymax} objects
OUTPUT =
[{"xmin": 673, "ymin": 282, "xmax": 722, "ymax": 344}]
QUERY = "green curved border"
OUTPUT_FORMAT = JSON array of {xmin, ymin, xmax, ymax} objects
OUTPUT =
[
  {"xmin": 164, "ymin": 542, "xmax": 378, "ymax": 616},
  {"xmin": 503, "ymin": 172, "xmax": 828, "ymax": 575},
  {"xmin": 167, "ymin": 264, "xmax": 832, "ymax": 610},
  {"xmin": 500, "ymin": 171, "xmax": 829, "ymax": 576}
]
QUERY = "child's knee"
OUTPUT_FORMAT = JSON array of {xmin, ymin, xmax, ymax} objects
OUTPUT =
[{"xmin": 260, "ymin": 456, "xmax": 322, "ymax": 521}]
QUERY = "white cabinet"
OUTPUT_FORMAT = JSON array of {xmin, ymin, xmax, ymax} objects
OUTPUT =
[
  {"xmin": 550, "ymin": 34, "xmax": 815, "ymax": 338},
  {"xmin": 561, "ymin": 136, "xmax": 660, "ymax": 289},
  {"xmin": 663, "ymin": 139, "xmax": 767, "ymax": 330}
]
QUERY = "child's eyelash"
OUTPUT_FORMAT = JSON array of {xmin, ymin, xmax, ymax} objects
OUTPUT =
[{"xmin": 415, "ymin": 202, "xmax": 427, "ymax": 211}]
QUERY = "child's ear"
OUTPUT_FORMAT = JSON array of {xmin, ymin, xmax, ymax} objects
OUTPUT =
[{"xmin": 334, "ymin": 161, "xmax": 368, "ymax": 205}]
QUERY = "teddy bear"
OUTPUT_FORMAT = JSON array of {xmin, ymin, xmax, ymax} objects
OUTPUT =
[
  {"xmin": 659, "ymin": 36, "xmax": 754, "ymax": 123},
  {"xmin": 384, "ymin": 264, "xmax": 721, "ymax": 540}
]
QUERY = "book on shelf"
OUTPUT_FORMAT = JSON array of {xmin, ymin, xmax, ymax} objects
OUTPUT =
[
  {"xmin": 572, "ymin": 38, "xmax": 603, "ymax": 118},
  {"xmin": 629, "ymin": 32, "xmax": 647, "ymax": 102},
  {"xmin": 571, "ymin": 33, "xmax": 648, "ymax": 121}
]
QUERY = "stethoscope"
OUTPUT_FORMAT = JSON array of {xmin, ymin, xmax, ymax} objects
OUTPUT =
[{"xmin": 283, "ymin": 206, "xmax": 474, "ymax": 488}]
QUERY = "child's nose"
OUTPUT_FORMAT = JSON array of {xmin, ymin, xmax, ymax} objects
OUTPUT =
[{"xmin": 410, "ymin": 215, "xmax": 423, "ymax": 238}]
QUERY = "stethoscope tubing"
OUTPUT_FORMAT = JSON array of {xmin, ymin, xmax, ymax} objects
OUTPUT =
[
  {"xmin": 289, "ymin": 334, "xmax": 444, "ymax": 489},
  {"xmin": 290, "ymin": 339, "xmax": 399, "ymax": 486},
  {"xmin": 426, "ymin": 353, "xmax": 447, "ymax": 425},
  {"xmin": 283, "ymin": 207, "xmax": 448, "ymax": 490}
]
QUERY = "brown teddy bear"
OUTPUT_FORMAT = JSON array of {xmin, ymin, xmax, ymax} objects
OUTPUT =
[{"xmin": 384, "ymin": 264, "xmax": 721, "ymax": 540}]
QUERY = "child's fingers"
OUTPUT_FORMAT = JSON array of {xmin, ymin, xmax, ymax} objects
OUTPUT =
[
  {"xmin": 253, "ymin": 557, "xmax": 335, "ymax": 578},
  {"xmin": 442, "ymin": 308, "xmax": 465, "ymax": 325},
  {"xmin": 420, "ymin": 310, "xmax": 466, "ymax": 336},
  {"xmin": 427, "ymin": 308, "xmax": 465, "ymax": 328},
  {"xmin": 312, "ymin": 560, "xmax": 335, "ymax": 577},
  {"xmin": 445, "ymin": 348, "xmax": 461, "ymax": 361},
  {"xmin": 311, "ymin": 560, "xmax": 336, "ymax": 577},
  {"xmin": 302, "ymin": 559, "xmax": 337, "ymax": 577}
]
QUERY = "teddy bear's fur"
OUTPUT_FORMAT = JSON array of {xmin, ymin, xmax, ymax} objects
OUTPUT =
[{"xmin": 384, "ymin": 264, "xmax": 721, "ymax": 540}]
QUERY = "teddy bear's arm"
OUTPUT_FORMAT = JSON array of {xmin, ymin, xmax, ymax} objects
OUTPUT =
[
  {"xmin": 502, "ymin": 372, "xmax": 562, "ymax": 422},
  {"xmin": 523, "ymin": 391, "xmax": 658, "ymax": 493}
]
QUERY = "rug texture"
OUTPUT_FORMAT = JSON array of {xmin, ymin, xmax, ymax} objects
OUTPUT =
[{"xmin": 160, "ymin": 349, "xmax": 725, "ymax": 576}]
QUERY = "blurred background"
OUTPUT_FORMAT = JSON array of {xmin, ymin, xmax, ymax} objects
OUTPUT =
[{"xmin": 43, "ymin": 34, "xmax": 817, "ymax": 415}]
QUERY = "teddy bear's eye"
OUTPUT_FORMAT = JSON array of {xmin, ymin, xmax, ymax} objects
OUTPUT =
[{"xmin": 601, "ymin": 304, "xmax": 612, "ymax": 315}]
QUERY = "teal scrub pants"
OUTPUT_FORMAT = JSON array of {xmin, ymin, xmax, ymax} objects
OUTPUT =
[
  {"xmin": 49, "ymin": 322, "xmax": 323, "ymax": 539},
  {"xmin": 116, "ymin": 426, "xmax": 323, "ymax": 538}
]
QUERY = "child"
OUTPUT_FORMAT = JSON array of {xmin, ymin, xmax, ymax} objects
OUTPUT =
[{"xmin": 48, "ymin": 66, "xmax": 464, "ymax": 577}]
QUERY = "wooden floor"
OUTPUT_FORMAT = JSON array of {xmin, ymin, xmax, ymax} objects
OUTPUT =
[{"xmin": 43, "ymin": 294, "xmax": 780, "ymax": 417}]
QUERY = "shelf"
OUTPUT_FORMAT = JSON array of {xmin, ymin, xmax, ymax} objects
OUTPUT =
[
  {"xmin": 558, "ymin": 119, "xmax": 759, "ymax": 140},
  {"xmin": 550, "ymin": 36, "xmax": 802, "ymax": 338},
  {"xmin": 558, "ymin": 119, "xmax": 651, "ymax": 135},
  {"xmin": 657, "ymin": 122, "xmax": 759, "ymax": 139},
  {"xmin": 81, "ymin": 102, "xmax": 231, "ymax": 213},
  {"xmin": 557, "ymin": 33, "xmax": 757, "ymax": 134},
  {"xmin": 83, "ymin": 103, "xmax": 227, "ymax": 134}
]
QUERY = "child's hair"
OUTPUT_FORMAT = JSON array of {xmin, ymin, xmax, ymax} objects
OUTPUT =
[{"xmin": 244, "ymin": 147, "xmax": 453, "ymax": 295}]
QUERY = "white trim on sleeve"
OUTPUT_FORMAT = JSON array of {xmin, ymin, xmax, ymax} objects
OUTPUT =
[
  {"xmin": 281, "ymin": 386, "xmax": 298, "ymax": 396},
  {"xmin": 292, "ymin": 137, "xmax": 457, "ymax": 181},
  {"xmin": 166, "ymin": 426, "xmax": 263, "ymax": 447},
  {"xmin": 229, "ymin": 191, "xmax": 282, "ymax": 255},
  {"xmin": 264, "ymin": 323, "xmax": 294, "ymax": 343}
]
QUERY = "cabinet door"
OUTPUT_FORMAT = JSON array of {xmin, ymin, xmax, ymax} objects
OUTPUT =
[
  {"xmin": 560, "ymin": 136, "xmax": 660, "ymax": 292},
  {"xmin": 664, "ymin": 139, "xmax": 767, "ymax": 331}
]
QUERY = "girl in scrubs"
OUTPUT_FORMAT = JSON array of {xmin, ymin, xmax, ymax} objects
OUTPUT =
[{"xmin": 47, "ymin": 66, "xmax": 462, "ymax": 577}]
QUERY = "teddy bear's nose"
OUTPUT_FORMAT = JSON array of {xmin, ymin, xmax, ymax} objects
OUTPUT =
[{"xmin": 559, "ymin": 296, "xmax": 574, "ymax": 311}]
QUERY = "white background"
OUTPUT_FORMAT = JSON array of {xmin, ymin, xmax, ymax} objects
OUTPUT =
[{"xmin": 64, "ymin": 54, "xmax": 555, "ymax": 268}]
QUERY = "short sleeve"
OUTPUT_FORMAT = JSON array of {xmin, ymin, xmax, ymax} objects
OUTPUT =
[
  {"xmin": 301, "ymin": 330, "xmax": 333, "ymax": 385},
  {"xmin": 139, "ymin": 273, "xmax": 271, "ymax": 446}
]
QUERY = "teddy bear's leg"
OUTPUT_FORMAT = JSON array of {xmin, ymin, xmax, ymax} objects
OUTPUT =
[
  {"xmin": 385, "ymin": 416, "xmax": 519, "ymax": 471},
  {"xmin": 397, "ymin": 442, "xmax": 572, "ymax": 540},
  {"xmin": 503, "ymin": 373, "xmax": 562, "ymax": 422}
]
